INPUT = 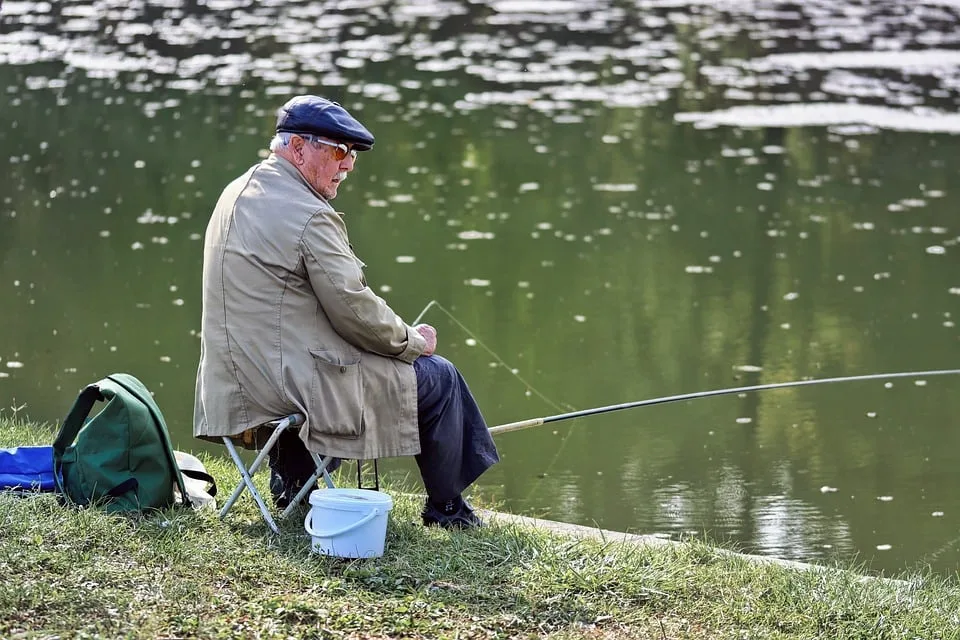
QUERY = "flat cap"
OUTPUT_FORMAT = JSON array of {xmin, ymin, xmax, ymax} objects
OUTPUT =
[{"xmin": 275, "ymin": 95, "xmax": 375, "ymax": 151}]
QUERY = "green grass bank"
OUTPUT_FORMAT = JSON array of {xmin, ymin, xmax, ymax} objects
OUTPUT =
[{"xmin": 2, "ymin": 414, "xmax": 959, "ymax": 639}]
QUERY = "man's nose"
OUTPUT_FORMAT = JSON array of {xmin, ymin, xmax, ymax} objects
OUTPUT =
[{"xmin": 340, "ymin": 154, "xmax": 356, "ymax": 171}]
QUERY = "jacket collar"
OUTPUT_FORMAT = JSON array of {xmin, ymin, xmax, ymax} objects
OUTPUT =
[{"xmin": 267, "ymin": 153, "xmax": 336, "ymax": 213}]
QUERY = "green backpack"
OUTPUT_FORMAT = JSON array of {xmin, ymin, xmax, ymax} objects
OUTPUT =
[{"xmin": 53, "ymin": 373, "xmax": 192, "ymax": 512}]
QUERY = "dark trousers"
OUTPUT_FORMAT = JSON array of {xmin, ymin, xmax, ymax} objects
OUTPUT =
[{"xmin": 269, "ymin": 355, "xmax": 499, "ymax": 502}]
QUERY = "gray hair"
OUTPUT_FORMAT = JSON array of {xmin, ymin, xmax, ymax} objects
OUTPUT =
[{"xmin": 269, "ymin": 132, "xmax": 293, "ymax": 153}]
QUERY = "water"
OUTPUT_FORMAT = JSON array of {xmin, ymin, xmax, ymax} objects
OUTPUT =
[{"xmin": 2, "ymin": 0, "xmax": 959, "ymax": 575}]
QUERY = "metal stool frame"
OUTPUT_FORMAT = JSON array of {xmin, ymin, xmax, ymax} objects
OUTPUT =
[{"xmin": 218, "ymin": 413, "xmax": 335, "ymax": 534}]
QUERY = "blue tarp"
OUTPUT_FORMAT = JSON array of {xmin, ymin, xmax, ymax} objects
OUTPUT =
[{"xmin": 0, "ymin": 446, "xmax": 55, "ymax": 492}]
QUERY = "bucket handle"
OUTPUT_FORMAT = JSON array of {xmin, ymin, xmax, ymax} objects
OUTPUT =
[{"xmin": 304, "ymin": 508, "xmax": 380, "ymax": 539}]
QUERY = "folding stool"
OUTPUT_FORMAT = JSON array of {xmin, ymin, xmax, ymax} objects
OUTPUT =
[{"xmin": 218, "ymin": 413, "xmax": 336, "ymax": 534}]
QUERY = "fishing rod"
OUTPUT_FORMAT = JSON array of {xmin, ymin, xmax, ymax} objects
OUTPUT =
[{"xmin": 488, "ymin": 368, "xmax": 960, "ymax": 435}]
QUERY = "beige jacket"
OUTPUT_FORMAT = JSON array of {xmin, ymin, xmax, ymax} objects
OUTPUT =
[{"xmin": 193, "ymin": 154, "xmax": 427, "ymax": 459}]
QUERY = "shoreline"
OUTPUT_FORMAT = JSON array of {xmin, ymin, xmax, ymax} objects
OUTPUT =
[{"xmin": 1, "ymin": 415, "xmax": 954, "ymax": 639}]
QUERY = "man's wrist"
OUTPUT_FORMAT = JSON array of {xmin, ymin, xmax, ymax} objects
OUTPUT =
[{"xmin": 398, "ymin": 325, "xmax": 427, "ymax": 363}]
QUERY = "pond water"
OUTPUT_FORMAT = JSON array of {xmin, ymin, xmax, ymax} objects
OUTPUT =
[{"xmin": 2, "ymin": 0, "xmax": 959, "ymax": 575}]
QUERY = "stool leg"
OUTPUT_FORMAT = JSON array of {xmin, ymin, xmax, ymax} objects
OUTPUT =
[
  {"xmin": 280, "ymin": 454, "xmax": 335, "ymax": 519},
  {"xmin": 320, "ymin": 455, "xmax": 336, "ymax": 489},
  {"xmin": 357, "ymin": 459, "xmax": 380, "ymax": 491},
  {"xmin": 219, "ymin": 420, "xmax": 292, "ymax": 534}
]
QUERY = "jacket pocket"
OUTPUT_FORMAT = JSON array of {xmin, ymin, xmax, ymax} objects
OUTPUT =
[{"xmin": 307, "ymin": 350, "xmax": 364, "ymax": 438}]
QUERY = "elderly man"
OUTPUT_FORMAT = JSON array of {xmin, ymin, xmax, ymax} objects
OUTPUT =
[{"xmin": 194, "ymin": 95, "xmax": 499, "ymax": 528}]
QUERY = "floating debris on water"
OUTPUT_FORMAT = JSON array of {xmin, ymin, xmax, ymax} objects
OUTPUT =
[
  {"xmin": 457, "ymin": 231, "xmax": 495, "ymax": 240},
  {"xmin": 593, "ymin": 183, "xmax": 637, "ymax": 192}
]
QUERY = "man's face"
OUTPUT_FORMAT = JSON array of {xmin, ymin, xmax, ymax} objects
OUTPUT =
[{"xmin": 295, "ymin": 136, "xmax": 358, "ymax": 200}]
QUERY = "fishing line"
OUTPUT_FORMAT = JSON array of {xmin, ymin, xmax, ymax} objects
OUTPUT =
[
  {"xmin": 918, "ymin": 532, "xmax": 960, "ymax": 569},
  {"xmin": 413, "ymin": 301, "xmax": 960, "ymax": 513},
  {"xmin": 412, "ymin": 299, "xmax": 576, "ymax": 415},
  {"xmin": 416, "ymin": 299, "xmax": 960, "ymax": 434},
  {"xmin": 413, "ymin": 299, "xmax": 580, "ymax": 503}
]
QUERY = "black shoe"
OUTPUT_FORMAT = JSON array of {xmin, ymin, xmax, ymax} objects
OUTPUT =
[
  {"xmin": 422, "ymin": 496, "xmax": 482, "ymax": 530},
  {"xmin": 269, "ymin": 470, "xmax": 290, "ymax": 509},
  {"xmin": 269, "ymin": 469, "xmax": 319, "ymax": 510}
]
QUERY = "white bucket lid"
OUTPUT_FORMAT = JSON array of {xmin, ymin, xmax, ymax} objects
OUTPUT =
[{"xmin": 308, "ymin": 488, "xmax": 394, "ymax": 511}]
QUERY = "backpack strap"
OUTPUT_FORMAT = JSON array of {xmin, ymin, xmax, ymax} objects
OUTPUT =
[
  {"xmin": 52, "ymin": 384, "xmax": 104, "ymax": 501},
  {"xmin": 53, "ymin": 385, "xmax": 102, "ymax": 455},
  {"xmin": 104, "ymin": 374, "xmax": 192, "ymax": 508}
]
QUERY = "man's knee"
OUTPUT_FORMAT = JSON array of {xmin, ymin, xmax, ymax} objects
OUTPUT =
[
  {"xmin": 414, "ymin": 354, "xmax": 462, "ymax": 414},
  {"xmin": 432, "ymin": 354, "xmax": 458, "ymax": 379},
  {"xmin": 416, "ymin": 354, "xmax": 458, "ymax": 385}
]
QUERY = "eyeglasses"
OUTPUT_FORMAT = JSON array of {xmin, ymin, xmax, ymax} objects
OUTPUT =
[{"xmin": 301, "ymin": 135, "xmax": 358, "ymax": 162}]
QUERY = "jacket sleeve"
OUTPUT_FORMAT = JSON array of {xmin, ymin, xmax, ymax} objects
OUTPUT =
[{"xmin": 299, "ymin": 210, "xmax": 426, "ymax": 363}]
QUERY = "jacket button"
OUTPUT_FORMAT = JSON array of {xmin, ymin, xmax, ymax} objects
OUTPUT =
[{"xmin": 339, "ymin": 366, "xmax": 347, "ymax": 373}]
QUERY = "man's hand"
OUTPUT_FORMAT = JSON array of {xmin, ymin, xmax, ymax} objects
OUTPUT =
[{"xmin": 415, "ymin": 324, "xmax": 437, "ymax": 357}]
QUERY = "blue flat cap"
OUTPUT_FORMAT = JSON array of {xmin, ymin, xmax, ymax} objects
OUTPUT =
[{"xmin": 275, "ymin": 95, "xmax": 375, "ymax": 151}]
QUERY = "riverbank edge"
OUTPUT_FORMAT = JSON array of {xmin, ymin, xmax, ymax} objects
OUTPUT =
[
  {"xmin": 2, "ymin": 414, "xmax": 958, "ymax": 639},
  {"xmin": 479, "ymin": 510, "xmax": 907, "ymax": 583}
]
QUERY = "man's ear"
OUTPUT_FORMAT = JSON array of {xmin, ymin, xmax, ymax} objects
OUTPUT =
[{"xmin": 290, "ymin": 136, "xmax": 306, "ymax": 164}]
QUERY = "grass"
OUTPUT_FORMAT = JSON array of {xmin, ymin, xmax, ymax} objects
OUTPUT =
[{"xmin": 2, "ymin": 413, "xmax": 960, "ymax": 639}]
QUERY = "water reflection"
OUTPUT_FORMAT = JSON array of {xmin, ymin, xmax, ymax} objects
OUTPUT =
[
  {"xmin": 750, "ymin": 494, "xmax": 855, "ymax": 562},
  {"xmin": 676, "ymin": 103, "xmax": 960, "ymax": 132},
  {"xmin": 1, "ymin": 0, "xmax": 959, "ymax": 575}
]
